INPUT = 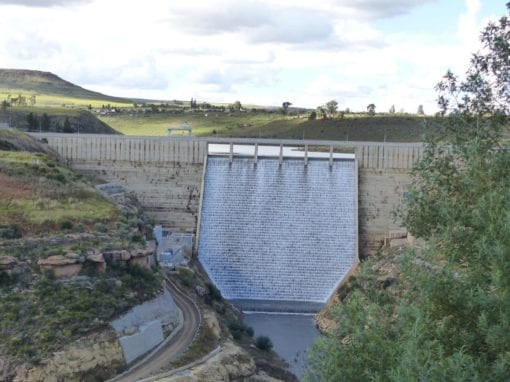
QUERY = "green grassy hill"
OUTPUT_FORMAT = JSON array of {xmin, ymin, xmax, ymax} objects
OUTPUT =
[
  {"xmin": 0, "ymin": 69, "xmax": 132, "ymax": 107},
  {"xmin": 101, "ymin": 112, "xmax": 436, "ymax": 142}
]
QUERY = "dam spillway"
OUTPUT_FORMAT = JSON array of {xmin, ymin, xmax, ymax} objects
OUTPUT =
[{"xmin": 197, "ymin": 154, "xmax": 358, "ymax": 312}]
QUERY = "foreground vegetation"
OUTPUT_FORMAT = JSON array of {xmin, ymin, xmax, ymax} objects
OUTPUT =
[
  {"xmin": 0, "ymin": 264, "xmax": 160, "ymax": 364},
  {"xmin": 0, "ymin": 130, "xmax": 161, "ymax": 367},
  {"xmin": 308, "ymin": 8, "xmax": 510, "ymax": 381}
]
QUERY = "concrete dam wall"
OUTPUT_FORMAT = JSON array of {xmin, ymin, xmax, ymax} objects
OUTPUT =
[
  {"xmin": 197, "ymin": 156, "xmax": 357, "ymax": 311},
  {"xmin": 31, "ymin": 133, "xmax": 423, "ymax": 257}
]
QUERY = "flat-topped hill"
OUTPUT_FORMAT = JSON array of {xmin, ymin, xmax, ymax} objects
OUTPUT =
[{"xmin": 0, "ymin": 69, "xmax": 131, "ymax": 104}]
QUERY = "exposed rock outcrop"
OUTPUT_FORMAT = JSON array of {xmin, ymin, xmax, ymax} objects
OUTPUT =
[
  {"xmin": 36, "ymin": 241, "xmax": 156, "ymax": 279},
  {"xmin": 155, "ymin": 342, "xmax": 275, "ymax": 382},
  {"xmin": 0, "ymin": 256, "xmax": 19, "ymax": 272},
  {"xmin": 37, "ymin": 253, "xmax": 83, "ymax": 279},
  {"xmin": 13, "ymin": 330, "xmax": 124, "ymax": 382}
]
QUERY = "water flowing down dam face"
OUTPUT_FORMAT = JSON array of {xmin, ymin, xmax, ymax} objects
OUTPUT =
[{"xmin": 198, "ymin": 156, "xmax": 357, "ymax": 312}]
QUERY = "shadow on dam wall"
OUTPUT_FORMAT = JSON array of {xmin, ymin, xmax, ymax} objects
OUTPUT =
[
  {"xmin": 29, "ymin": 134, "xmax": 424, "ymax": 259},
  {"xmin": 197, "ymin": 156, "xmax": 358, "ymax": 312}
]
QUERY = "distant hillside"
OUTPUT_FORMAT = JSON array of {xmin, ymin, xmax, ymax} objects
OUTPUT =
[
  {"xmin": 0, "ymin": 69, "xmax": 131, "ymax": 104},
  {"xmin": 0, "ymin": 128, "xmax": 55, "ymax": 153},
  {"xmin": 0, "ymin": 107, "xmax": 119, "ymax": 134}
]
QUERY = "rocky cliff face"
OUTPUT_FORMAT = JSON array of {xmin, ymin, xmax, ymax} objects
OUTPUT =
[
  {"xmin": 12, "ymin": 331, "xmax": 124, "ymax": 382},
  {"xmin": 155, "ymin": 342, "xmax": 283, "ymax": 382}
]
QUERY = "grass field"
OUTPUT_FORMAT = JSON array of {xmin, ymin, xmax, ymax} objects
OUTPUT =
[
  {"xmin": 0, "ymin": 89, "xmax": 133, "ymax": 109},
  {"xmin": 101, "ymin": 112, "xmax": 436, "ymax": 142},
  {"xmin": 0, "ymin": 149, "xmax": 118, "ymax": 234}
]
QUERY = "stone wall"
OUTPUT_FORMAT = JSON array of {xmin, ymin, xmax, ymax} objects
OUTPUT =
[{"xmin": 31, "ymin": 134, "xmax": 422, "ymax": 256}]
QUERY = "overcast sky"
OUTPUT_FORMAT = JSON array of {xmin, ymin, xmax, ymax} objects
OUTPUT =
[{"xmin": 0, "ymin": 0, "xmax": 505, "ymax": 112}]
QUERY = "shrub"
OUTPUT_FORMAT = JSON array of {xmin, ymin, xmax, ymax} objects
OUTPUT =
[
  {"xmin": 0, "ymin": 224, "xmax": 22, "ymax": 239},
  {"xmin": 206, "ymin": 282, "xmax": 223, "ymax": 301},
  {"xmin": 131, "ymin": 233, "xmax": 144, "ymax": 243},
  {"xmin": 0, "ymin": 139, "xmax": 18, "ymax": 151},
  {"xmin": 94, "ymin": 222, "xmax": 107, "ymax": 233},
  {"xmin": 255, "ymin": 336, "xmax": 273, "ymax": 351},
  {"xmin": 60, "ymin": 220, "xmax": 73, "ymax": 230},
  {"xmin": 177, "ymin": 268, "xmax": 195, "ymax": 288},
  {"xmin": 228, "ymin": 321, "xmax": 254, "ymax": 339}
]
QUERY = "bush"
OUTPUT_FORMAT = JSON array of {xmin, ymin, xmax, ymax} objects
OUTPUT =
[
  {"xmin": 0, "ymin": 139, "xmax": 18, "ymax": 151},
  {"xmin": 94, "ymin": 222, "xmax": 107, "ymax": 233},
  {"xmin": 131, "ymin": 233, "xmax": 144, "ymax": 243},
  {"xmin": 255, "ymin": 336, "xmax": 273, "ymax": 351},
  {"xmin": 0, "ymin": 224, "xmax": 22, "ymax": 239},
  {"xmin": 206, "ymin": 282, "xmax": 223, "ymax": 301},
  {"xmin": 60, "ymin": 220, "xmax": 73, "ymax": 230},
  {"xmin": 228, "ymin": 320, "xmax": 254, "ymax": 339},
  {"xmin": 177, "ymin": 268, "xmax": 195, "ymax": 288}
]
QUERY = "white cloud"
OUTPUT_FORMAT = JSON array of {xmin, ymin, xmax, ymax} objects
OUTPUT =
[
  {"xmin": 458, "ymin": 0, "xmax": 482, "ymax": 51},
  {"xmin": 0, "ymin": 0, "xmax": 501, "ymax": 112},
  {"xmin": 0, "ymin": 0, "xmax": 90, "ymax": 7}
]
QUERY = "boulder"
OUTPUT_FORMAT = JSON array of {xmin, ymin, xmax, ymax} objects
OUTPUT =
[
  {"xmin": 102, "ymin": 250, "xmax": 130, "ymax": 262},
  {"xmin": 203, "ymin": 311, "xmax": 221, "ymax": 338},
  {"xmin": 37, "ymin": 255, "xmax": 82, "ymax": 279},
  {"xmin": 86, "ymin": 252, "xmax": 106, "ymax": 273},
  {"xmin": 389, "ymin": 238, "xmax": 408, "ymax": 248},
  {"xmin": 130, "ymin": 256, "xmax": 150, "ymax": 269},
  {"xmin": 64, "ymin": 252, "xmax": 80, "ymax": 260},
  {"xmin": 37, "ymin": 255, "xmax": 79, "ymax": 266},
  {"xmin": 0, "ymin": 256, "xmax": 18, "ymax": 270},
  {"xmin": 86, "ymin": 252, "xmax": 105, "ymax": 263}
]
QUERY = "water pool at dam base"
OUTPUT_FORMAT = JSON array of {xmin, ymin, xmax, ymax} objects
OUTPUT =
[{"xmin": 244, "ymin": 312, "xmax": 320, "ymax": 379}]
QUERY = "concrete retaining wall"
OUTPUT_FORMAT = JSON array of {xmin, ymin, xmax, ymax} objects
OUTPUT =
[
  {"xmin": 111, "ymin": 289, "xmax": 181, "ymax": 365},
  {"xmin": 31, "ymin": 133, "xmax": 422, "ymax": 256},
  {"xmin": 118, "ymin": 320, "xmax": 164, "ymax": 364}
]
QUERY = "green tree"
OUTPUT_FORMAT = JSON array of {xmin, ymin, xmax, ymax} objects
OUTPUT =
[
  {"xmin": 255, "ymin": 336, "xmax": 273, "ymax": 351},
  {"xmin": 308, "ymin": 110, "xmax": 317, "ymax": 120},
  {"xmin": 62, "ymin": 117, "xmax": 73, "ymax": 133},
  {"xmin": 26, "ymin": 112, "xmax": 39, "ymax": 131},
  {"xmin": 366, "ymin": 103, "xmax": 376, "ymax": 115},
  {"xmin": 316, "ymin": 106, "xmax": 326, "ymax": 120},
  {"xmin": 232, "ymin": 100, "xmax": 242, "ymax": 112},
  {"xmin": 307, "ymin": 5, "xmax": 510, "ymax": 381},
  {"xmin": 40, "ymin": 113, "xmax": 51, "ymax": 131},
  {"xmin": 282, "ymin": 101, "xmax": 292, "ymax": 114},
  {"xmin": 326, "ymin": 100, "xmax": 338, "ymax": 117},
  {"xmin": 417, "ymin": 104, "xmax": 424, "ymax": 115},
  {"xmin": 389, "ymin": 104, "xmax": 396, "ymax": 114}
]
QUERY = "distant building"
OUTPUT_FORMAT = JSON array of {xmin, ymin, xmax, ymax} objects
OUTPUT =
[{"xmin": 168, "ymin": 122, "xmax": 192, "ymax": 136}]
